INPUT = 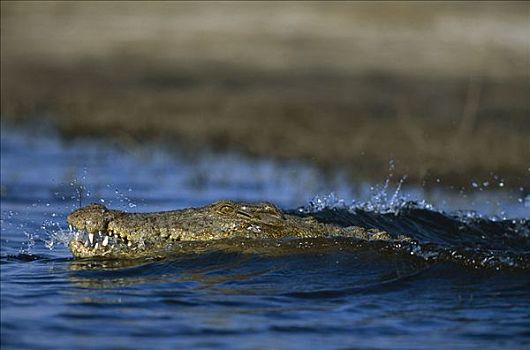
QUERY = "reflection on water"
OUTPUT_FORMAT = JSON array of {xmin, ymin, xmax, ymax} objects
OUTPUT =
[{"xmin": 1, "ymin": 127, "xmax": 529, "ymax": 350}]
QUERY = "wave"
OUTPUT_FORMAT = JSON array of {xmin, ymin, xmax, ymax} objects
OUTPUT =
[{"xmin": 293, "ymin": 195, "xmax": 530, "ymax": 270}]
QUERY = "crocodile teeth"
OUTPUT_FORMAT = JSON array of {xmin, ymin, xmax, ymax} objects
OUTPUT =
[
  {"xmin": 127, "ymin": 241, "xmax": 132, "ymax": 247},
  {"xmin": 102, "ymin": 236, "xmax": 109, "ymax": 247},
  {"xmin": 69, "ymin": 225, "xmax": 73, "ymax": 231},
  {"xmin": 95, "ymin": 242, "xmax": 99, "ymax": 249},
  {"xmin": 88, "ymin": 233, "xmax": 94, "ymax": 245}
]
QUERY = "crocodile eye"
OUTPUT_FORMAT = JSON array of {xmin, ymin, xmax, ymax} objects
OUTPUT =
[{"xmin": 217, "ymin": 203, "xmax": 235, "ymax": 215}]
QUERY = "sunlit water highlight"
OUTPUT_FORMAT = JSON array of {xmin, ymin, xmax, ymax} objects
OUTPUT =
[{"xmin": 1, "ymin": 127, "xmax": 529, "ymax": 349}]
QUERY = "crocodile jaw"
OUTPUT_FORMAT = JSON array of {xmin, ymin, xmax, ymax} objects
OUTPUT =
[
  {"xmin": 67, "ymin": 227, "xmax": 136, "ymax": 258},
  {"xmin": 68, "ymin": 239, "xmax": 114, "ymax": 258},
  {"xmin": 67, "ymin": 227, "xmax": 176, "ymax": 259}
]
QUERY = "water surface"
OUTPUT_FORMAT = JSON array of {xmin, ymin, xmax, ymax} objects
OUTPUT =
[{"xmin": 1, "ymin": 128, "xmax": 529, "ymax": 349}]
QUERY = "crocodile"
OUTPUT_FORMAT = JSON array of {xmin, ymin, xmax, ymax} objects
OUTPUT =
[{"xmin": 67, "ymin": 200, "xmax": 408, "ymax": 259}]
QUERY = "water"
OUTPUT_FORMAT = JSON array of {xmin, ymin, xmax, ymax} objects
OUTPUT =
[{"xmin": 1, "ymin": 127, "xmax": 529, "ymax": 349}]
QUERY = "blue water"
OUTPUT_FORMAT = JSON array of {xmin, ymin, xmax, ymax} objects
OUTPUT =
[{"xmin": 1, "ymin": 127, "xmax": 529, "ymax": 349}]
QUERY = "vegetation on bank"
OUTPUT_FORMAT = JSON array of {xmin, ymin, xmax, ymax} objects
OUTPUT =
[{"xmin": 2, "ymin": 2, "xmax": 528, "ymax": 189}]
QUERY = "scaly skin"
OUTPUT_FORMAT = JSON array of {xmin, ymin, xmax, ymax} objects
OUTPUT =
[{"xmin": 67, "ymin": 200, "xmax": 406, "ymax": 259}]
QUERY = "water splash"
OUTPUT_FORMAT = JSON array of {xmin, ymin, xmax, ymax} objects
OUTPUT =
[
  {"xmin": 19, "ymin": 230, "xmax": 39, "ymax": 255},
  {"xmin": 302, "ymin": 173, "xmax": 421, "ymax": 215},
  {"xmin": 44, "ymin": 227, "xmax": 73, "ymax": 251}
]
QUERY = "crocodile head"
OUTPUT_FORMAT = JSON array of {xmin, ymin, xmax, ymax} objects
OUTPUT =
[
  {"xmin": 67, "ymin": 200, "xmax": 296, "ymax": 259},
  {"xmin": 67, "ymin": 203, "xmax": 130, "ymax": 258}
]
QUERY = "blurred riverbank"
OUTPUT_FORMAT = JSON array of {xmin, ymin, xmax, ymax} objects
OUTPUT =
[{"xmin": 2, "ymin": 2, "xmax": 529, "ymax": 189}]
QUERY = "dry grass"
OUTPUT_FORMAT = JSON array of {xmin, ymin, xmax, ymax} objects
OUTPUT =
[{"xmin": 1, "ymin": 2, "xmax": 529, "ymax": 189}]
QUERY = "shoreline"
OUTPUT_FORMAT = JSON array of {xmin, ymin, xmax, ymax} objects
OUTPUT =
[{"xmin": 2, "ymin": 117, "xmax": 529, "ymax": 194}]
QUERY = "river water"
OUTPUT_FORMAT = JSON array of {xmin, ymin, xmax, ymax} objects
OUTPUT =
[{"xmin": 1, "ymin": 127, "xmax": 529, "ymax": 349}]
